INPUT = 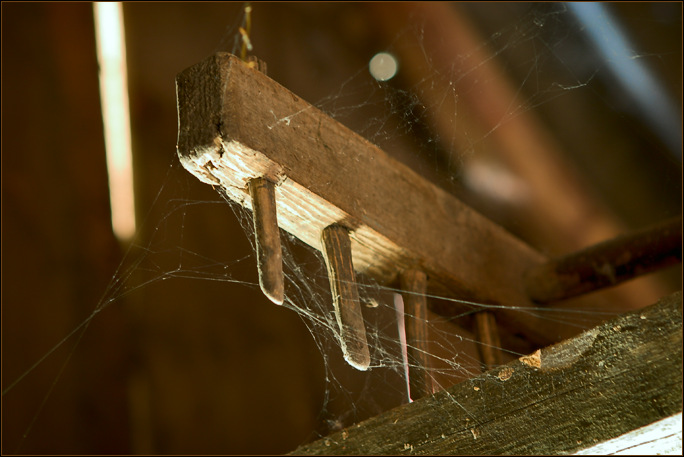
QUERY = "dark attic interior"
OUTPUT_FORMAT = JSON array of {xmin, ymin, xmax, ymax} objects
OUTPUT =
[{"xmin": 2, "ymin": 2, "xmax": 682, "ymax": 455}]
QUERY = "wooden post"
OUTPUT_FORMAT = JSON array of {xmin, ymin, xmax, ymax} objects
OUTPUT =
[
  {"xmin": 321, "ymin": 224, "xmax": 371, "ymax": 371},
  {"xmin": 292, "ymin": 291, "xmax": 683, "ymax": 455},
  {"xmin": 400, "ymin": 269, "xmax": 433, "ymax": 400},
  {"xmin": 248, "ymin": 177, "xmax": 284, "ymax": 304},
  {"xmin": 473, "ymin": 311, "xmax": 503, "ymax": 371}
]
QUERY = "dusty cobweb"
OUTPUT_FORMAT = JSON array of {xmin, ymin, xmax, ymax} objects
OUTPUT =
[{"xmin": 5, "ymin": 2, "xmax": 680, "ymax": 454}]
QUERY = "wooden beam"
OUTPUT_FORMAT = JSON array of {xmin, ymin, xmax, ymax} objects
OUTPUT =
[
  {"xmin": 526, "ymin": 216, "xmax": 682, "ymax": 303},
  {"xmin": 175, "ymin": 52, "xmax": 558, "ymax": 345},
  {"xmin": 292, "ymin": 291, "xmax": 683, "ymax": 455},
  {"xmin": 248, "ymin": 177, "xmax": 284, "ymax": 305}
]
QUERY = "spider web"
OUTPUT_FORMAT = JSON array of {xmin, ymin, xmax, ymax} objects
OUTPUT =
[{"xmin": 3, "ymin": 2, "xmax": 681, "ymax": 455}]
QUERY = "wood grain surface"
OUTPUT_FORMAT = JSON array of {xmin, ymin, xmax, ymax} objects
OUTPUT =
[{"xmin": 292, "ymin": 291, "xmax": 683, "ymax": 455}]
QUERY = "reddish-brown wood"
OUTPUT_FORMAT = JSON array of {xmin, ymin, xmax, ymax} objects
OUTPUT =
[
  {"xmin": 526, "ymin": 216, "xmax": 682, "ymax": 303},
  {"xmin": 292, "ymin": 292, "xmax": 683, "ymax": 455},
  {"xmin": 176, "ymin": 52, "xmax": 556, "ymax": 345},
  {"xmin": 249, "ymin": 177, "xmax": 284, "ymax": 305},
  {"xmin": 321, "ymin": 224, "xmax": 371, "ymax": 371}
]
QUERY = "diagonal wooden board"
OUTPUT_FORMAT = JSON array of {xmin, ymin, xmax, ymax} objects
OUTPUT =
[
  {"xmin": 291, "ymin": 291, "xmax": 683, "ymax": 455},
  {"xmin": 176, "ymin": 53, "xmax": 564, "ymax": 345}
]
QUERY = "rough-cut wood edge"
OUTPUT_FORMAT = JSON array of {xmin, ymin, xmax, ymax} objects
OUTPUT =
[
  {"xmin": 291, "ymin": 291, "xmax": 683, "ymax": 455},
  {"xmin": 175, "ymin": 52, "xmax": 563, "ymax": 345}
]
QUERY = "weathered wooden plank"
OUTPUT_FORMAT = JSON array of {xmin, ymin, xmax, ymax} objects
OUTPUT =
[
  {"xmin": 573, "ymin": 413, "xmax": 682, "ymax": 455},
  {"xmin": 175, "ymin": 52, "xmax": 557, "ymax": 345},
  {"xmin": 526, "ymin": 216, "xmax": 682, "ymax": 303},
  {"xmin": 292, "ymin": 291, "xmax": 682, "ymax": 455}
]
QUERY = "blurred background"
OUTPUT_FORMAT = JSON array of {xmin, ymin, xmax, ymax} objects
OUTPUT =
[{"xmin": 2, "ymin": 2, "xmax": 681, "ymax": 454}]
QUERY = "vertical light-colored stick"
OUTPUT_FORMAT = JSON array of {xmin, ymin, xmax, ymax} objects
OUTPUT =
[
  {"xmin": 249, "ymin": 177, "xmax": 284, "ymax": 305},
  {"xmin": 321, "ymin": 224, "xmax": 371, "ymax": 371},
  {"xmin": 474, "ymin": 311, "xmax": 503, "ymax": 371},
  {"xmin": 400, "ymin": 269, "xmax": 433, "ymax": 400}
]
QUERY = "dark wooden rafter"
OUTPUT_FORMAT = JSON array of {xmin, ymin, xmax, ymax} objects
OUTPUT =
[
  {"xmin": 291, "ymin": 291, "xmax": 683, "ymax": 455},
  {"xmin": 526, "ymin": 216, "xmax": 682, "ymax": 303}
]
